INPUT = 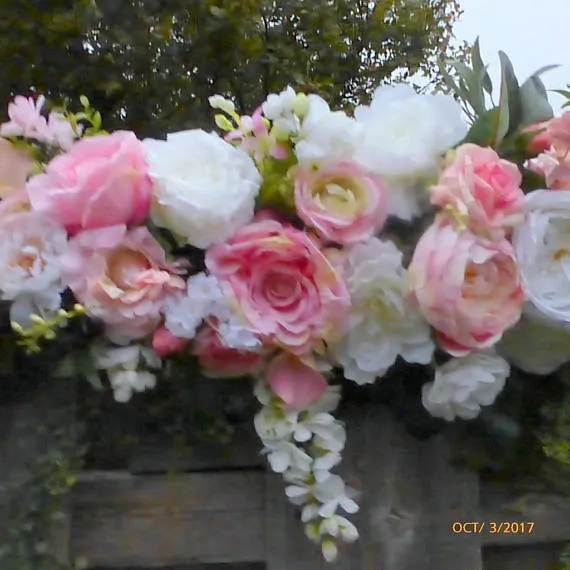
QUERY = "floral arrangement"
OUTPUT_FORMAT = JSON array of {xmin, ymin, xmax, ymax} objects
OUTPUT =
[{"xmin": 1, "ymin": 43, "xmax": 569, "ymax": 560}]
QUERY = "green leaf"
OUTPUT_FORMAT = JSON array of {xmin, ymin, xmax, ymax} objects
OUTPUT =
[
  {"xmin": 471, "ymin": 37, "xmax": 492, "ymax": 94},
  {"xmin": 452, "ymin": 61, "xmax": 486, "ymax": 115},
  {"xmin": 496, "ymin": 51, "xmax": 521, "ymax": 142},
  {"xmin": 519, "ymin": 75, "xmax": 554, "ymax": 126},
  {"xmin": 464, "ymin": 108, "xmax": 499, "ymax": 146},
  {"xmin": 214, "ymin": 114, "xmax": 234, "ymax": 132},
  {"xmin": 79, "ymin": 95, "xmax": 90, "ymax": 108}
]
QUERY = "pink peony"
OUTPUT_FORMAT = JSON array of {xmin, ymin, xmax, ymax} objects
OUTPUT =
[
  {"xmin": 192, "ymin": 325, "xmax": 264, "ymax": 378},
  {"xmin": 26, "ymin": 131, "xmax": 152, "ymax": 233},
  {"xmin": 152, "ymin": 325, "xmax": 189, "ymax": 358},
  {"xmin": 266, "ymin": 352, "xmax": 327, "ymax": 408},
  {"xmin": 60, "ymin": 224, "xmax": 185, "ymax": 344},
  {"xmin": 408, "ymin": 217, "xmax": 525, "ymax": 356},
  {"xmin": 430, "ymin": 144, "xmax": 525, "ymax": 240},
  {"xmin": 293, "ymin": 160, "xmax": 387, "ymax": 244},
  {"xmin": 0, "ymin": 139, "xmax": 33, "ymax": 198},
  {"xmin": 205, "ymin": 218, "xmax": 350, "ymax": 355}
]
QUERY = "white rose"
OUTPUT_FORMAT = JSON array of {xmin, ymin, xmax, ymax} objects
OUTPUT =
[
  {"xmin": 295, "ymin": 95, "xmax": 362, "ymax": 164},
  {"xmin": 497, "ymin": 315, "xmax": 570, "ymax": 375},
  {"xmin": 513, "ymin": 190, "xmax": 570, "ymax": 328},
  {"xmin": 422, "ymin": 352, "xmax": 510, "ymax": 421},
  {"xmin": 143, "ymin": 129, "xmax": 261, "ymax": 248},
  {"xmin": 0, "ymin": 212, "xmax": 68, "ymax": 326},
  {"xmin": 353, "ymin": 84, "xmax": 467, "ymax": 219},
  {"xmin": 331, "ymin": 237, "xmax": 434, "ymax": 384}
]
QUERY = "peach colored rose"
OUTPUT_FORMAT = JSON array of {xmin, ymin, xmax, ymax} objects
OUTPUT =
[
  {"xmin": 523, "ymin": 121, "xmax": 552, "ymax": 155},
  {"xmin": 27, "ymin": 131, "xmax": 152, "ymax": 234},
  {"xmin": 192, "ymin": 325, "xmax": 264, "ymax": 378},
  {"xmin": 0, "ymin": 139, "xmax": 33, "ymax": 198},
  {"xmin": 430, "ymin": 144, "xmax": 525, "ymax": 240},
  {"xmin": 408, "ymin": 218, "xmax": 525, "ymax": 356},
  {"xmin": 152, "ymin": 325, "xmax": 189, "ymax": 358},
  {"xmin": 266, "ymin": 352, "xmax": 327, "ymax": 408},
  {"xmin": 60, "ymin": 224, "xmax": 185, "ymax": 344},
  {"xmin": 205, "ymin": 218, "xmax": 350, "ymax": 355},
  {"xmin": 293, "ymin": 160, "xmax": 387, "ymax": 244}
]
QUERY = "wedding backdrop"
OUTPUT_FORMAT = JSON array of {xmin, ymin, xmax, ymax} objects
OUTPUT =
[{"xmin": 0, "ymin": 1, "xmax": 569, "ymax": 569}]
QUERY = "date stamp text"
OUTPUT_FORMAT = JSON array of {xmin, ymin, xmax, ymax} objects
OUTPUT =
[{"xmin": 451, "ymin": 521, "xmax": 535, "ymax": 534}]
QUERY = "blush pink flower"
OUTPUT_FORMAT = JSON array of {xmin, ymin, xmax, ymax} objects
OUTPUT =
[
  {"xmin": 205, "ymin": 218, "xmax": 350, "ymax": 355},
  {"xmin": 0, "ymin": 95, "xmax": 48, "ymax": 140},
  {"xmin": 60, "ymin": 224, "xmax": 185, "ymax": 344},
  {"xmin": 266, "ymin": 352, "xmax": 327, "ymax": 408},
  {"xmin": 192, "ymin": 325, "xmax": 264, "ymax": 378},
  {"xmin": 0, "ymin": 139, "xmax": 32, "ymax": 198},
  {"xmin": 293, "ymin": 160, "xmax": 387, "ymax": 244},
  {"xmin": 226, "ymin": 106, "xmax": 288, "ymax": 162},
  {"xmin": 430, "ymin": 144, "xmax": 525, "ymax": 240},
  {"xmin": 408, "ymin": 217, "xmax": 525, "ymax": 356},
  {"xmin": 26, "ymin": 131, "xmax": 152, "ymax": 233},
  {"xmin": 152, "ymin": 325, "xmax": 189, "ymax": 358}
]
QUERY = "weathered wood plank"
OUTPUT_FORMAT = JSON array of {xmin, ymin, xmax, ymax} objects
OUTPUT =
[
  {"xmin": 479, "ymin": 488, "xmax": 570, "ymax": 546},
  {"xmin": 483, "ymin": 544, "xmax": 566, "ymax": 570},
  {"xmin": 265, "ymin": 404, "xmax": 482, "ymax": 570},
  {"xmin": 70, "ymin": 471, "xmax": 266, "ymax": 568}
]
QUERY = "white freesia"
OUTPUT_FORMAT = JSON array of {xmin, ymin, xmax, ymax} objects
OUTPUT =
[
  {"xmin": 332, "ymin": 237, "xmax": 434, "ymax": 384},
  {"xmin": 295, "ymin": 94, "xmax": 362, "ymax": 164},
  {"xmin": 92, "ymin": 344, "xmax": 161, "ymax": 403},
  {"xmin": 422, "ymin": 352, "xmax": 510, "ymax": 421},
  {"xmin": 0, "ymin": 213, "xmax": 68, "ymax": 326},
  {"xmin": 512, "ymin": 190, "xmax": 570, "ymax": 328},
  {"xmin": 144, "ymin": 129, "xmax": 261, "ymax": 248},
  {"xmin": 497, "ymin": 315, "xmax": 570, "ymax": 375},
  {"xmin": 353, "ymin": 84, "xmax": 467, "ymax": 219}
]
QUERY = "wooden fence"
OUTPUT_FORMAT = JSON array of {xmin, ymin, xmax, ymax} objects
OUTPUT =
[{"xmin": 1, "ymin": 379, "xmax": 569, "ymax": 570}]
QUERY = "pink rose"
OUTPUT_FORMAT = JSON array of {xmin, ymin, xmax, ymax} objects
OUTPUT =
[
  {"xmin": 60, "ymin": 224, "xmax": 185, "ymax": 344},
  {"xmin": 205, "ymin": 218, "xmax": 350, "ymax": 355},
  {"xmin": 192, "ymin": 325, "xmax": 264, "ymax": 378},
  {"xmin": 26, "ymin": 131, "xmax": 152, "ymax": 233},
  {"xmin": 523, "ymin": 121, "xmax": 552, "ymax": 155},
  {"xmin": 0, "ymin": 139, "xmax": 33, "ymax": 198},
  {"xmin": 266, "ymin": 352, "xmax": 327, "ymax": 408},
  {"xmin": 408, "ymin": 218, "xmax": 525, "ymax": 356},
  {"xmin": 152, "ymin": 325, "xmax": 189, "ymax": 358},
  {"xmin": 293, "ymin": 160, "xmax": 387, "ymax": 244},
  {"xmin": 430, "ymin": 144, "xmax": 525, "ymax": 240}
]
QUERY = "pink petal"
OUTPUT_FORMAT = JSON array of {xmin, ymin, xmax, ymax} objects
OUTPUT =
[{"xmin": 266, "ymin": 353, "xmax": 327, "ymax": 408}]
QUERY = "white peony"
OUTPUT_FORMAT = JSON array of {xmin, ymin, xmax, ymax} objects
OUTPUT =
[
  {"xmin": 353, "ymin": 84, "xmax": 467, "ymax": 219},
  {"xmin": 0, "ymin": 213, "xmax": 68, "ymax": 326},
  {"xmin": 422, "ymin": 352, "xmax": 510, "ymax": 421},
  {"xmin": 143, "ymin": 129, "xmax": 261, "ymax": 249},
  {"xmin": 332, "ymin": 237, "xmax": 434, "ymax": 385},
  {"xmin": 497, "ymin": 315, "xmax": 570, "ymax": 375},
  {"xmin": 294, "ymin": 94, "xmax": 362, "ymax": 164},
  {"xmin": 93, "ymin": 344, "xmax": 161, "ymax": 403},
  {"xmin": 512, "ymin": 190, "xmax": 570, "ymax": 328}
]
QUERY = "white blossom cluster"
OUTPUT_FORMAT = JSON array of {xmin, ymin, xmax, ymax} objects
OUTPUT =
[
  {"xmin": 92, "ymin": 344, "xmax": 161, "ymax": 403},
  {"xmin": 163, "ymin": 272, "xmax": 262, "ymax": 351},
  {"xmin": 254, "ymin": 382, "xmax": 359, "ymax": 561}
]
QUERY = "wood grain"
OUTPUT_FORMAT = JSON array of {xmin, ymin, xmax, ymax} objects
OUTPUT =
[{"xmin": 70, "ymin": 471, "xmax": 265, "ymax": 568}]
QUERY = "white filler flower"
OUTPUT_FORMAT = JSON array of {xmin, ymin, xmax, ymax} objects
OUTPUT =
[
  {"xmin": 353, "ymin": 84, "xmax": 467, "ymax": 219},
  {"xmin": 143, "ymin": 129, "xmax": 261, "ymax": 249},
  {"xmin": 513, "ymin": 189, "xmax": 570, "ymax": 328},
  {"xmin": 332, "ymin": 237, "xmax": 434, "ymax": 384},
  {"xmin": 422, "ymin": 352, "xmax": 510, "ymax": 421}
]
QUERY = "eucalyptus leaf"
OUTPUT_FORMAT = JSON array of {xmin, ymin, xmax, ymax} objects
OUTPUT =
[
  {"xmin": 464, "ymin": 108, "xmax": 499, "ymax": 146},
  {"xmin": 497, "ymin": 51, "xmax": 521, "ymax": 141},
  {"xmin": 519, "ymin": 75, "xmax": 554, "ymax": 126},
  {"xmin": 452, "ymin": 61, "xmax": 486, "ymax": 115},
  {"xmin": 471, "ymin": 37, "xmax": 492, "ymax": 94}
]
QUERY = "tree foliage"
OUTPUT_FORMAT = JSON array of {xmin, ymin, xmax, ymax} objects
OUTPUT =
[{"xmin": 0, "ymin": 0, "xmax": 466, "ymax": 135}]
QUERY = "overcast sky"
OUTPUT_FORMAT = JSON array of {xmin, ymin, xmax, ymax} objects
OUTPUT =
[{"xmin": 453, "ymin": 0, "xmax": 569, "ymax": 113}]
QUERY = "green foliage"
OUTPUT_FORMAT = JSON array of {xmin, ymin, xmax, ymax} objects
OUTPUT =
[
  {"xmin": 0, "ymin": 0, "xmax": 466, "ymax": 137},
  {"xmin": 554, "ymin": 85, "xmax": 570, "ymax": 109}
]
